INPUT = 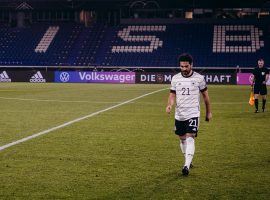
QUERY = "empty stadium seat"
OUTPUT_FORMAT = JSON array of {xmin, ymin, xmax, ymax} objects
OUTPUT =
[{"xmin": 0, "ymin": 21, "xmax": 268, "ymax": 67}]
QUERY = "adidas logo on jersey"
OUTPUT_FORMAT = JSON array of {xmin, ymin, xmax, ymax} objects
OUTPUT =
[
  {"xmin": 0, "ymin": 71, "xmax": 11, "ymax": 82},
  {"xmin": 30, "ymin": 71, "xmax": 46, "ymax": 83}
]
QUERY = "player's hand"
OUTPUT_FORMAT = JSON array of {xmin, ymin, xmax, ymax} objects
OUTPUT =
[
  {"xmin": 205, "ymin": 112, "xmax": 212, "ymax": 122},
  {"xmin": 262, "ymin": 81, "xmax": 266, "ymax": 85},
  {"xmin": 166, "ymin": 105, "xmax": 172, "ymax": 114}
]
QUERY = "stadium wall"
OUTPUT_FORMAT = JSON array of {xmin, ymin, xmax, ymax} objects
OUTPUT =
[{"xmin": 1, "ymin": 68, "xmax": 269, "ymax": 85}]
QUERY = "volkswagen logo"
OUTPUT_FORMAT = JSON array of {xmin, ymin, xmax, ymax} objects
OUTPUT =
[{"xmin": 60, "ymin": 72, "xmax": 70, "ymax": 82}]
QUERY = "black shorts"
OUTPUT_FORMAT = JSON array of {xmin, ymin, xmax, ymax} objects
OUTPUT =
[
  {"xmin": 175, "ymin": 117, "xmax": 199, "ymax": 137},
  {"xmin": 254, "ymin": 84, "xmax": 267, "ymax": 95}
]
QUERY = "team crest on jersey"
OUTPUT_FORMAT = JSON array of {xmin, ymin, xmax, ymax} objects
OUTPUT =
[{"xmin": 262, "ymin": 72, "xmax": 265, "ymax": 75}]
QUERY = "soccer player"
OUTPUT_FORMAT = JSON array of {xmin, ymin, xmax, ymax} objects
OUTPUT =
[
  {"xmin": 166, "ymin": 53, "xmax": 212, "ymax": 176},
  {"xmin": 250, "ymin": 58, "xmax": 269, "ymax": 113}
]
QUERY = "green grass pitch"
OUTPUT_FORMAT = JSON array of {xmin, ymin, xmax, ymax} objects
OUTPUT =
[{"xmin": 0, "ymin": 83, "xmax": 269, "ymax": 199}]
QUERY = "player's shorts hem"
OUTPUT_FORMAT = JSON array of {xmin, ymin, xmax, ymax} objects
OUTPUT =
[
  {"xmin": 170, "ymin": 89, "xmax": 176, "ymax": 94},
  {"xmin": 200, "ymin": 87, "xmax": 207, "ymax": 93}
]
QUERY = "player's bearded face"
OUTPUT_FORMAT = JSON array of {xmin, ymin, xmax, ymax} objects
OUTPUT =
[
  {"xmin": 258, "ymin": 60, "xmax": 264, "ymax": 68},
  {"xmin": 180, "ymin": 61, "xmax": 192, "ymax": 76}
]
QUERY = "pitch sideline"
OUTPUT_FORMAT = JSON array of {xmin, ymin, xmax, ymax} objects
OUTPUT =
[
  {"xmin": 0, "ymin": 96, "xmax": 126, "ymax": 104},
  {"xmin": 0, "ymin": 87, "xmax": 168, "ymax": 152}
]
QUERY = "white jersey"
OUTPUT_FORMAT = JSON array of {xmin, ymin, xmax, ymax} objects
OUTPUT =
[{"xmin": 170, "ymin": 71, "xmax": 207, "ymax": 121}]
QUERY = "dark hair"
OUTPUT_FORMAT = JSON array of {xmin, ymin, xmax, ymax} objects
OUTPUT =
[
  {"xmin": 178, "ymin": 53, "xmax": 193, "ymax": 65},
  {"xmin": 258, "ymin": 58, "xmax": 264, "ymax": 62}
]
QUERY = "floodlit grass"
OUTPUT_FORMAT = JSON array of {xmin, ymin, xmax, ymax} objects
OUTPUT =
[{"xmin": 0, "ymin": 83, "xmax": 269, "ymax": 199}]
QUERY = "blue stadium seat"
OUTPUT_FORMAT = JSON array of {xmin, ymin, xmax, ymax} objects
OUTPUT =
[{"xmin": 0, "ymin": 21, "xmax": 269, "ymax": 68}]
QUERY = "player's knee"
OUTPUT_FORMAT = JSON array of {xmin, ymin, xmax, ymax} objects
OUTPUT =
[
  {"xmin": 179, "ymin": 135, "xmax": 186, "ymax": 140},
  {"xmin": 186, "ymin": 133, "xmax": 195, "ymax": 138}
]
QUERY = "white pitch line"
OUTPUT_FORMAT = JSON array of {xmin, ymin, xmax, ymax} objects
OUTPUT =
[
  {"xmin": 0, "ymin": 87, "xmax": 168, "ymax": 152},
  {"xmin": 0, "ymin": 96, "xmax": 122, "ymax": 104}
]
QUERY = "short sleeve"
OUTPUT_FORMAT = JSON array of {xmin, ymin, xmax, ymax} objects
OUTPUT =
[
  {"xmin": 199, "ymin": 76, "xmax": 207, "ymax": 92},
  {"xmin": 170, "ymin": 76, "xmax": 176, "ymax": 93}
]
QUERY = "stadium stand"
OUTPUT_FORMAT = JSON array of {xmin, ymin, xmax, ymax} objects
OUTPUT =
[
  {"xmin": 0, "ymin": 21, "xmax": 269, "ymax": 68},
  {"xmin": 0, "ymin": 22, "xmax": 83, "ymax": 66},
  {"xmin": 104, "ymin": 22, "xmax": 269, "ymax": 68}
]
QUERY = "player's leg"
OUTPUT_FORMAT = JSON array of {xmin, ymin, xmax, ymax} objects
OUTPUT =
[
  {"xmin": 180, "ymin": 117, "xmax": 198, "ymax": 175},
  {"xmin": 262, "ymin": 96, "xmax": 267, "ymax": 112},
  {"xmin": 180, "ymin": 134, "xmax": 195, "ymax": 176},
  {"xmin": 175, "ymin": 119, "xmax": 187, "ymax": 173},
  {"xmin": 179, "ymin": 137, "xmax": 186, "ymax": 157},
  {"xmin": 254, "ymin": 85, "xmax": 260, "ymax": 112},
  {"xmin": 183, "ymin": 134, "xmax": 195, "ymax": 169},
  {"xmin": 254, "ymin": 94, "xmax": 260, "ymax": 112},
  {"xmin": 179, "ymin": 137, "xmax": 193, "ymax": 168},
  {"xmin": 261, "ymin": 85, "xmax": 267, "ymax": 112}
]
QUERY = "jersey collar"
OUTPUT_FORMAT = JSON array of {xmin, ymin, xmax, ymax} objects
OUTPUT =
[{"xmin": 181, "ymin": 71, "xmax": 194, "ymax": 78}]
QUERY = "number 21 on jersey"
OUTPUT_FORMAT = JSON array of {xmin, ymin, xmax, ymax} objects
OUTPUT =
[{"xmin": 181, "ymin": 87, "xmax": 190, "ymax": 95}]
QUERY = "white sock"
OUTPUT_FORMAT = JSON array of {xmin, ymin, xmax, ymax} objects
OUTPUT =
[
  {"xmin": 180, "ymin": 139, "xmax": 186, "ymax": 156},
  {"xmin": 184, "ymin": 137, "xmax": 195, "ymax": 169}
]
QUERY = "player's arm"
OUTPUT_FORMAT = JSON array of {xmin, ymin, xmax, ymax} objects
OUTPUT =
[
  {"xmin": 201, "ymin": 89, "xmax": 212, "ymax": 122},
  {"xmin": 166, "ymin": 91, "xmax": 176, "ymax": 114},
  {"xmin": 265, "ymin": 71, "xmax": 269, "ymax": 84}
]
